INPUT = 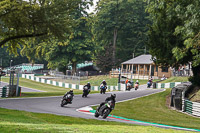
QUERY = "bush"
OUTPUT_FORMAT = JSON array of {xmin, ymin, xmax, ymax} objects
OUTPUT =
[{"xmin": 189, "ymin": 75, "xmax": 200, "ymax": 86}]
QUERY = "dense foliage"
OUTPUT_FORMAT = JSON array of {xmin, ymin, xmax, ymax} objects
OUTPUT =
[
  {"xmin": 20, "ymin": 0, "xmax": 94, "ymax": 74},
  {"xmin": 1, "ymin": 0, "xmax": 200, "ymax": 83},
  {"xmin": 0, "ymin": 0, "xmax": 81, "ymax": 53},
  {"xmin": 146, "ymin": 0, "xmax": 200, "ymax": 85},
  {"xmin": 92, "ymin": 0, "xmax": 150, "ymax": 72}
]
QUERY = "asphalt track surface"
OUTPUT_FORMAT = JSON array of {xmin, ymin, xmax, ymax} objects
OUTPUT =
[{"xmin": 0, "ymin": 85, "xmax": 198, "ymax": 132}]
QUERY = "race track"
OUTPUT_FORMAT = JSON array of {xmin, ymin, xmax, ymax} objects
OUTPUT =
[{"xmin": 0, "ymin": 86, "xmax": 162, "ymax": 118}]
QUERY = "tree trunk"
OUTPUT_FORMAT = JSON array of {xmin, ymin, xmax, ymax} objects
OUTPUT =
[
  {"xmin": 72, "ymin": 62, "xmax": 77, "ymax": 75},
  {"xmin": 113, "ymin": 28, "xmax": 118, "ymax": 67},
  {"xmin": 63, "ymin": 66, "xmax": 67, "ymax": 75}
]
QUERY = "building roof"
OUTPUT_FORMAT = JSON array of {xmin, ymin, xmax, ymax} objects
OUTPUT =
[{"xmin": 121, "ymin": 54, "xmax": 154, "ymax": 65}]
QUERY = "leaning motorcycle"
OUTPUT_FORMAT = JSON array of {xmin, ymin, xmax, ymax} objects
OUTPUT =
[
  {"xmin": 60, "ymin": 93, "xmax": 73, "ymax": 107},
  {"xmin": 147, "ymin": 81, "xmax": 152, "ymax": 88},
  {"xmin": 100, "ymin": 84, "xmax": 107, "ymax": 94},
  {"xmin": 126, "ymin": 82, "xmax": 132, "ymax": 91},
  {"xmin": 134, "ymin": 83, "xmax": 139, "ymax": 90},
  {"xmin": 94, "ymin": 100, "xmax": 115, "ymax": 119},
  {"xmin": 82, "ymin": 86, "xmax": 90, "ymax": 97}
]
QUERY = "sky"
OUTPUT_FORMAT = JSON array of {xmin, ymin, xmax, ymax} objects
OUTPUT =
[{"xmin": 87, "ymin": 0, "xmax": 99, "ymax": 13}]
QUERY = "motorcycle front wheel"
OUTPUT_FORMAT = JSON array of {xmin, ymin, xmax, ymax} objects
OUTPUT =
[
  {"xmin": 61, "ymin": 99, "xmax": 67, "ymax": 107},
  {"xmin": 102, "ymin": 108, "xmax": 111, "ymax": 119},
  {"xmin": 103, "ymin": 89, "xmax": 106, "ymax": 94}
]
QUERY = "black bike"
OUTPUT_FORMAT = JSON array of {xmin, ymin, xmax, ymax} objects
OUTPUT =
[
  {"xmin": 94, "ymin": 100, "xmax": 115, "ymax": 119},
  {"xmin": 100, "ymin": 84, "xmax": 107, "ymax": 94},
  {"xmin": 60, "ymin": 93, "xmax": 73, "ymax": 107},
  {"xmin": 82, "ymin": 86, "xmax": 90, "ymax": 97},
  {"xmin": 147, "ymin": 81, "xmax": 152, "ymax": 88}
]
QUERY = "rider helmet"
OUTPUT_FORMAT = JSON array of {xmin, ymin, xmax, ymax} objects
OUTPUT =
[
  {"xmin": 70, "ymin": 89, "xmax": 73, "ymax": 92},
  {"xmin": 111, "ymin": 94, "xmax": 116, "ymax": 98}
]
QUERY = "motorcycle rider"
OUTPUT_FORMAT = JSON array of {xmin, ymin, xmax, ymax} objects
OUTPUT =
[
  {"xmin": 135, "ymin": 80, "xmax": 139, "ymax": 90},
  {"xmin": 100, "ymin": 80, "xmax": 107, "ymax": 94},
  {"xmin": 98, "ymin": 94, "xmax": 116, "ymax": 109},
  {"xmin": 82, "ymin": 82, "xmax": 91, "ymax": 97},
  {"xmin": 135, "ymin": 80, "xmax": 139, "ymax": 85},
  {"xmin": 101, "ymin": 80, "xmax": 107, "ymax": 86},
  {"xmin": 126, "ymin": 80, "xmax": 132, "ymax": 90},
  {"xmin": 125, "ymin": 79, "xmax": 129, "ymax": 90},
  {"xmin": 84, "ymin": 82, "xmax": 91, "ymax": 92},
  {"xmin": 63, "ymin": 89, "xmax": 74, "ymax": 103},
  {"xmin": 147, "ymin": 78, "xmax": 153, "ymax": 88}
]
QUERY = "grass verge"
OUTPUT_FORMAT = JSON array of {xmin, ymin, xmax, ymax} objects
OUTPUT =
[
  {"xmin": 80, "ymin": 75, "xmax": 155, "ymax": 86},
  {"xmin": 110, "ymin": 89, "xmax": 200, "ymax": 129},
  {"xmin": 0, "ymin": 107, "xmax": 191, "ymax": 133},
  {"xmin": 160, "ymin": 77, "xmax": 189, "ymax": 83},
  {"xmin": 1, "ymin": 77, "xmax": 99, "ymax": 97}
]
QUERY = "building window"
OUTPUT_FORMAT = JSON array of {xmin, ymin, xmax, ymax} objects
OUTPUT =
[
  {"xmin": 133, "ymin": 66, "xmax": 136, "ymax": 74},
  {"xmin": 123, "ymin": 64, "xmax": 126, "ymax": 69},
  {"xmin": 156, "ymin": 66, "xmax": 158, "ymax": 72},
  {"xmin": 162, "ymin": 67, "xmax": 168, "ymax": 72}
]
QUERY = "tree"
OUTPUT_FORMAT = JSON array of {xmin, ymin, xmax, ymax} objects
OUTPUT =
[
  {"xmin": 21, "ymin": 0, "xmax": 95, "ymax": 74},
  {"xmin": 92, "ymin": 0, "xmax": 150, "ymax": 70},
  {"xmin": 0, "ymin": 0, "xmax": 81, "ymax": 53},
  {"xmin": 146, "ymin": 0, "xmax": 200, "ymax": 85},
  {"xmin": 95, "ymin": 43, "xmax": 113, "ymax": 73}
]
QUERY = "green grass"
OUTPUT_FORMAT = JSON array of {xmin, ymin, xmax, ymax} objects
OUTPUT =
[
  {"xmin": 160, "ymin": 77, "xmax": 189, "ymax": 83},
  {"xmin": 79, "ymin": 75, "xmax": 155, "ymax": 86},
  {"xmin": 0, "ymin": 108, "xmax": 192, "ymax": 133},
  {"xmin": 191, "ymin": 91, "xmax": 200, "ymax": 102},
  {"xmin": 110, "ymin": 89, "xmax": 200, "ymax": 129},
  {"xmin": 1, "ymin": 77, "xmax": 99, "ymax": 97},
  {"xmin": 0, "ymin": 76, "xmax": 195, "ymax": 132},
  {"xmin": 80, "ymin": 75, "xmax": 118, "ymax": 86}
]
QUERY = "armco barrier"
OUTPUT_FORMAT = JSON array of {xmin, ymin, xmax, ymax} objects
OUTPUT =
[
  {"xmin": 0, "ymin": 86, "xmax": 9, "ymax": 98},
  {"xmin": 183, "ymin": 99, "xmax": 200, "ymax": 117},
  {"xmin": 169, "ymin": 82, "xmax": 200, "ymax": 118},
  {"xmin": 156, "ymin": 82, "xmax": 182, "ymax": 88},
  {"xmin": 22, "ymin": 74, "xmax": 123, "ymax": 91}
]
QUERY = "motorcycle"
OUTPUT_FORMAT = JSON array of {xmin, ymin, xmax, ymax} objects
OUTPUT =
[
  {"xmin": 94, "ymin": 100, "xmax": 115, "ymax": 119},
  {"xmin": 82, "ymin": 86, "xmax": 90, "ymax": 97},
  {"xmin": 126, "ymin": 82, "xmax": 132, "ymax": 91},
  {"xmin": 60, "ymin": 93, "xmax": 73, "ymax": 107},
  {"xmin": 100, "ymin": 84, "xmax": 107, "ymax": 94},
  {"xmin": 134, "ymin": 83, "xmax": 139, "ymax": 90},
  {"xmin": 147, "ymin": 81, "xmax": 152, "ymax": 88}
]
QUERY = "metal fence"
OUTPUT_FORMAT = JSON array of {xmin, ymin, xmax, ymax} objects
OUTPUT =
[
  {"xmin": 44, "ymin": 74, "xmax": 80, "ymax": 85},
  {"xmin": 49, "ymin": 70, "xmax": 104, "ymax": 84},
  {"xmin": 22, "ymin": 74, "xmax": 122, "ymax": 91},
  {"xmin": 171, "ymin": 69, "xmax": 193, "ymax": 77},
  {"xmin": 110, "ymin": 69, "xmax": 155, "ymax": 80}
]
